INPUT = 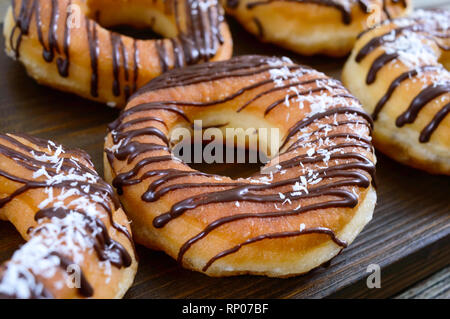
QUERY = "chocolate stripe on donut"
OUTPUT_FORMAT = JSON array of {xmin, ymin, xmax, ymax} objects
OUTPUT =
[
  {"xmin": 107, "ymin": 56, "xmax": 375, "ymax": 270},
  {"xmin": 202, "ymin": 227, "xmax": 348, "ymax": 271},
  {"xmin": 355, "ymin": 9, "xmax": 450, "ymax": 143},
  {"xmin": 0, "ymin": 134, "xmax": 134, "ymax": 298},
  {"xmin": 132, "ymin": 55, "xmax": 304, "ymax": 95},
  {"xmin": 245, "ymin": 0, "xmax": 364, "ymax": 25},
  {"xmin": 286, "ymin": 120, "xmax": 373, "ymax": 150},
  {"xmin": 240, "ymin": 0, "xmax": 406, "ymax": 25},
  {"xmin": 420, "ymin": 102, "xmax": 450, "ymax": 143},
  {"xmin": 86, "ymin": 18, "xmax": 100, "ymax": 98},
  {"xmin": 151, "ymin": 152, "xmax": 374, "ymax": 228},
  {"xmin": 10, "ymin": 0, "xmax": 71, "ymax": 76},
  {"xmin": 236, "ymin": 77, "xmax": 331, "ymax": 113},
  {"xmin": 396, "ymin": 83, "xmax": 450, "ymax": 127},
  {"xmin": 372, "ymin": 65, "xmax": 440, "ymax": 120},
  {"xmin": 49, "ymin": 252, "xmax": 94, "ymax": 297},
  {"xmin": 0, "ymin": 134, "xmax": 133, "ymax": 244},
  {"xmin": 56, "ymin": 0, "xmax": 71, "ymax": 77},
  {"xmin": 9, "ymin": 0, "xmax": 226, "ymax": 100},
  {"xmin": 111, "ymin": 33, "xmax": 123, "ymax": 97},
  {"xmin": 0, "ymin": 265, "xmax": 53, "ymax": 299},
  {"xmin": 35, "ymin": 207, "xmax": 132, "ymax": 269}
]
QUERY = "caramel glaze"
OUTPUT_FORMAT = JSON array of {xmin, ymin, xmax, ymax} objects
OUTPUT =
[
  {"xmin": 227, "ymin": 0, "xmax": 407, "ymax": 25},
  {"xmin": 106, "ymin": 56, "xmax": 376, "ymax": 271},
  {"xmin": 355, "ymin": 12, "xmax": 450, "ymax": 143},
  {"xmin": 0, "ymin": 133, "xmax": 133, "ymax": 298},
  {"xmin": 9, "ymin": 0, "xmax": 225, "ymax": 101}
]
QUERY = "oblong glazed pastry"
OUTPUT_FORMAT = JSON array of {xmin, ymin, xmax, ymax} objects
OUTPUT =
[
  {"xmin": 0, "ymin": 133, "xmax": 137, "ymax": 299},
  {"xmin": 104, "ymin": 55, "xmax": 377, "ymax": 277},
  {"xmin": 221, "ymin": 0, "xmax": 411, "ymax": 56},
  {"xmin": 3, "ymin": 0, "xmax": 233, "ymax": 107},
  {"xmin": 343, "ymin": 9, "xmax": 450, "ymax": 175}
]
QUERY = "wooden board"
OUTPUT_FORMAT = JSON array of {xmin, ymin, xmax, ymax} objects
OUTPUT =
[
  {"xmin": 0, "ymin": 12, "xmax": 449, "ymax": 299},
  {"xmin": 395, "ymin": 267, "xmax": 450, "ymax": 299}
]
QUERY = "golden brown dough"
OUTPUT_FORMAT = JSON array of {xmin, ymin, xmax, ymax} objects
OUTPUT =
[
  {"xmin": 3, "ymin": 0, "xmax": 233, "ymax": 107},
  {"xmin": 343, "ymin": 9, "xmax": 450, "ymax": 175},
  {"xmin": 104, "ymin": 55, "xmax": 377, "ymax": 277},
  {"xmin": 221, "ymin": 0, "xmax": 411, "ymax": 56},
  {"xmin": 0, "ymin": 133, "xmax": 137, "ymax": 298}
]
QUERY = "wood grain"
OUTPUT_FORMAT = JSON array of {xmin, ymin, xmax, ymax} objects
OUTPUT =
[
  {"xmin": 0, "ymin": 2, "xmax": 449, "ymax": 299},
  {"xmin": 395, "ymin": 266, "xmax": 450, "ymax": 299}
]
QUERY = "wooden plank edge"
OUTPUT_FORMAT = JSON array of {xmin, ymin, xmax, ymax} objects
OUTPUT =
[
  {"xmin": 326, "ymin": 232, "xmax": 450, "ymax": 298},
  {"xmin": 395, "ymin": 266, "xmax": 450, "ymax": 299}
]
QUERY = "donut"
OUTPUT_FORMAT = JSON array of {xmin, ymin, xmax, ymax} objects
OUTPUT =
[
  {"xmin": 3, "ymin": 0, "xmax": 233, "ymax": 108},
  {"xmin": 342, "ymin": 9, "xmax": 450, "ymax": 175},
  {"xmin": 221, "ymin": 0, "xmax": 411, "ymax": 57},
  {"xmin": 104, "ymin": 55, "xmax": 377, "ymax": 277},
  {"xmin": 0, "ymin": 133, "xmax": 137, "ymax": 298}
]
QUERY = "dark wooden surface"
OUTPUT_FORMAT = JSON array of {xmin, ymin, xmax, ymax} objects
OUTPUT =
[
  {"xmin": 0, "ymin": 10, "xmax": 449, "ymax": 298},
  {"xmin": 395, "ymin": 266, "xmax": 449, "ymax": 299}
]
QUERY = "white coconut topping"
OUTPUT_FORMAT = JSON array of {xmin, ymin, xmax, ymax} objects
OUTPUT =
[{"xmin": 0, "ymin": 137, "xmax": 118, "ymax": 298}]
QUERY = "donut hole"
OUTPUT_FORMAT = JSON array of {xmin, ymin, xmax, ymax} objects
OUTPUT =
[
  {"xmin": 169, "ymin": 113, "xmax": 280, "ymax": 179},
  {"xmin": 85, "ymin": 0, "xmax": 177, "ymax": 39},
  {"xmin": 174, "ymin": 139, "xmax": 269, "ymax": 179},
  {"xmin": 102, "ymin": 25, "xmax": 163, "ymax": 41}
]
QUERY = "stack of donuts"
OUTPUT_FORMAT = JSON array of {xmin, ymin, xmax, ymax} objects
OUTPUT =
[{"xmin": 1, "ymin": 0, "xmax": 448, "ymax": 298}]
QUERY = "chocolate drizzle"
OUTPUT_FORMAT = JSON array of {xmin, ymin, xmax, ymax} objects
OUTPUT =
[
  {"xmin": 419, "ymin": 103, "xmax": 450, "ymax": 143},
  {"xmin": 366, "ymin": 52, "xmax": 398, "ymax": 84},
  {"xmin": 355, "ymin": 10, "xmax": 450, "ymax": 143},
  {"xmin": 107, "ymin": 56, "xmax": 376, "ymax": 271},
  {"xmin": 202, "ymin": 227, "xmax": 347, "ymax": 271},
  {"xmin": 0, "ymin": 133, "xmax": 134, "ymax": 298},
  {"xmin": 0, "ymin": 265, "xmax": 53, "ymax": 299},
  {"xmin": 243, "ymin": 0, "xmax": 406, "ymax": 25},
  {"xmin": 9, "ymin": 0, "xmax": 70, "ymax": 77},
  {"xmin": 9, "ymin": 0, "xmax": 227, "ymax": 103},
  {"xmin": 35, "ymin": 207, "xmax": 132, "ymax": 269},
  {"xmin": 396, "ymin": 84, "xmax": 450, "ymax": 128},
  {"xmin": 49, "ymin": 252, "xmax": 94, "ymax": 297},
  {"xmin": 86, "ymin": 18, "xmax": 99, "ymax": 97}
]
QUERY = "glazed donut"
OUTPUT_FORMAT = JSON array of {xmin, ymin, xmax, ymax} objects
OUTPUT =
[
  {"xmin": 104, "ymin": 55, "xmax": 377, "ymax": 277},
  {"xmin": 221, "ymin": 0, "xmax": 411, "ymax": 57},
  {"xmin": 343, "ymin": 9, "xmax": 450, "ymax": 175},
  {"xmin": 0, "ymin": 133, "xmax": 137, "ymax": 298},
  {"xmin": 3, "ymin": 0, "xmax": 233, "ymax": 108}
]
